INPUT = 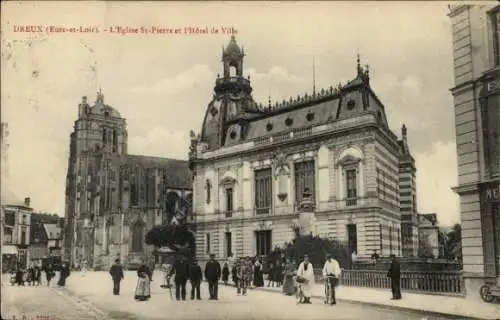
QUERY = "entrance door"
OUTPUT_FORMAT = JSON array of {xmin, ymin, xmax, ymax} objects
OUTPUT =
[
  {"xmin": 255, "ymin": 230, "xmax": 272, "ymax": 256},
  {"xmin": 225, "ymin": 232, "xmax": 232, "ymax": 257}
]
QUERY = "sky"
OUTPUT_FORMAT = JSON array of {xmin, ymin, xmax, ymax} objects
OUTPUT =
[{"xmin": 1, "ymin": 2, "xmax": 460, "ymax": 226}]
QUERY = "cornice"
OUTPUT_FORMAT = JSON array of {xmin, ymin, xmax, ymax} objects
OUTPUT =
[
  {"xmin": 450, "ymin": 80, "xmax": 475, "ymax": 97},
  {"xmin": 447, "ymin": 5, "xmax": 470, "ymax": 18},
  {"xmin": 451, "ymin": 182, "xmax": 479, "ymax": 195}
]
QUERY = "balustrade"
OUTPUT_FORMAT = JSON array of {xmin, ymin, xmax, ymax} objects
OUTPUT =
[{"xmin": 312, "ymin": 268, "xmax": 463, "ymax": 296}]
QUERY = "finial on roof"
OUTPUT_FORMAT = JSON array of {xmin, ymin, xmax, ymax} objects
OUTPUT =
[
  {"xmin": 268, "ymin": 95, "xmax": 271, "ymax": 108},
  {"xmin": 402, "ymin": 124, "xmax": 407, "ymax": 138},
  {"xmin": 356, "ymin": 53, "xmax": 363, "ymax": 76},
  {"xmin": 365, "ymin": 64, "xmax": 370, "ymax": 78},
  {"xmin": 96, "ymin": 88, "xmax": 104, "ymax": 104},
  {"xmin": 82, "ymin": 96, "xmax": 88, "ymax": 104}
]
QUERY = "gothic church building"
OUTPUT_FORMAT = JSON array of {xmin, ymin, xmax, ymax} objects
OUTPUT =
[
  {"xmin": 63, "ymin": 92, "xmax": 192, "ymax": 269},
  {"xmin": 189, "ymin": 36, "xmax": 419, "ymax": 262}
]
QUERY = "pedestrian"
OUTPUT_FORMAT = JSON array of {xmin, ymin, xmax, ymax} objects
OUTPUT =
[
  {"xmin": 231, "ymin": 263, "xmax": 238, "ymax": 286},
  {"xmin": 274, "ymin": 261, "xmax": 283, "ymax": 287},
  {"xmin": 149, "ymin": 257, "xmax": 156, "ymax": 282},
  {"xmin": 282, "ymin": 259, "xmax": 296, "ymax": 295},
  {"xmin": 267, "ymin": 263, "xmax": 275, "ymax": 287},
  {"xmin": 45, "ymin": 264, "xmax": 55, "ymax": 287},
  {"xmin": 109, "ymin": 258, "xmax": 124, "ymax": 295},
  {"xmin": 387, "ymin": 254, "xmax": 402, "ymax": 300},
  {"xmin": 189, "ymin": 259, "xmax": 202, "ymax": 300},
  {"xmin": 204, "ymin": 253, "xmax": 221, "ymax": 300},
  {"xmin": 322, "ymin": 253, "xmax": 342, "ymax": 305},
  {"xmin": 27, "ymin": 264, "xmax": 35, "ymax": 286},
  {"xmin": 222, "ymin": 262, "xmax": 229, "ymax": 285},
  {"xmin": 134, "ymin": 263, "xmax": 152, "ymax": 301},
  {"xmin": 33, "ymin": 264, "xmax": 42, "ymax": 286},
  {"xmin": 57, "ymin": 262, "xmax": 71, "ymax": 287},
  {"xmin": 253, "ymin": 258, "xmax": 264, "ymax": 287},
  {"xmin": 245, "ymin": 257, "xmax": 254, "ymax": 289},
  {"xmin": 171, "ymin": 255, "xmax": 190, "ymax": 301},
  {"xmin": 15, "ymin": 263, "xmax": 24, "ymax": 286},
  {"xmin": 296, "ymin": 255, "xmax": 315, "ymax": 304},
  {"xmin": 236, "ymin": 258, "xmax": 248, "ymax": 295}
]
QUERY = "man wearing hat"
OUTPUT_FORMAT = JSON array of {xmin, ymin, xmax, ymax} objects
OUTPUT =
[
  {"xmin": 296, "ymin": 254, "xmax": 315, "ymax": 304},
  {"xmin": 322, "ymin": 253, "xmax": 341, "ymax": 305},
  {"xmin": 109, "ymin": 258, "xmax": 124, "ymax": 295},
  {"xmin": 204, "ymin": 253, "xmax": 221, "ymax": 300}
]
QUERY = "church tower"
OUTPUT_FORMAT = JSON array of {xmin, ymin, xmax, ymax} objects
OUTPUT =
[
  {"xmin": 63, "ymin": 91, "xmax": 128, "ymax": 266},
  {"xmin": 200, "ymin": 36, "xmax": 263, "ymax": 150}
]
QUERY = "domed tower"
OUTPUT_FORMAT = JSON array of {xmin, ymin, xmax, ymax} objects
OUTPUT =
[{"xmin": 200, "ymin": 36, "xmax": 263, "ymax": 150}]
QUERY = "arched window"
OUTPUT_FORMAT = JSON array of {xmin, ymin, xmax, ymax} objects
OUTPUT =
[
  {"xmin": 131, "ymin": 221, "xmax": 144, "ymax": 253},
  {"xmin": 102, "ymin": 129, "xmax": 107, "ymax": 145},
  {"xmin": 165, "ymin": 192, "xmax": 180, "ymax": 223}
]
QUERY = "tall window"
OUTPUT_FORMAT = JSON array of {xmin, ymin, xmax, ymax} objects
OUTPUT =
[
  {"xmin": 255, "ymin": 230, "xmax": 272, "ymax": 256},
  {"xmin": 397, "ymin": 227, "xmax": 401, "ymax": 254},
  {"xmin": 21, "ymin": 228, "xmax": 26, "ymax": 245},
  {"xmin": 347, "ymin": 224, "xmax": 357, "ymax": 254},
  {"xmin": 346, "ymin": 169, "xmax": 357, "ymax": 206},
  {"xmin": 225, "ymin": 188, "xmax": 234, "ymax": 217},
  {"xmin": 102, "ymin": 129, "xmax": 107, "ymax": 145},
  {"xmin": 225, "ymin": 232, "xmax": 232, "ymax": 257},
  {"xmin": 294, "ymin": 160, "xmax": 315, "ymax": 206},
  {"xmin": 166, "ymin": 192, "xmax": 179, "ymax": 222},
  {"xmin": 489, "ymin": 9, "xmax": 500, "ymax": 66},
  {"xmin": 206, "ymin": 233, "xmax": 211, "ymax": 254},
  {"xmin": 112, "ymin": 130, "xmax": 118, "ymax": 152},
  {"xmin": 130, "ymin": 182, "xmax": 139, "ymax": 206},
  {"xmin": 255, "ymin": 168, "xmax": 272, "ymax": 214},
  {"xmin": 131, "ymin": 221, "xmax": 144, "ymax": 252}
]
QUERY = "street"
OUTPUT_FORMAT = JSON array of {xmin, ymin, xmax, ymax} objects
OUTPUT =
[{"xmin": 1, "ymin": 271, "xmax": 456, "ymax": 320}]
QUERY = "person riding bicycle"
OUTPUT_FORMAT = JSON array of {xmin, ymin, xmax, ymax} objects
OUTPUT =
[
  {"xmin": 322, "ymin": 253, "xmax": 341, "ymax": 305},
  {"xmin": 296, "ymin": 254, "xmax": 315, "ymax": 304}
]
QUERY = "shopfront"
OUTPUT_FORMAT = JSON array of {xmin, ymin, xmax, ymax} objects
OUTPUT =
[{"xmin": 480, "ymin": 180, "xmax": 500, "ymax": 286}]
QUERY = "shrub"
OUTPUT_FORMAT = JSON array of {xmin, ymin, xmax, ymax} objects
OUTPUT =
[{"xmin": 269, "ymin": 234, "xmax": 350, "ymax": 268}]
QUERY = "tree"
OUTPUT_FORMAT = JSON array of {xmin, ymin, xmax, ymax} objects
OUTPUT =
[
  {"xmin": 443, "ymin": 223, "xmax": 462, "ymax": 261},
  {"xmin": 145, "ymin": 223, "xmax": 196, "ymax": 258},
  {"xmin": 418, "ymin": 233, "xmax": 434, "ymax": 258},
  {"xmin": 268, "ymin": 230, "xmax": 350, "ymax": 269}
]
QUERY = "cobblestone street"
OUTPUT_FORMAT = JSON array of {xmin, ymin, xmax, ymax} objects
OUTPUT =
[{"xmin": 1, "ymin": 272, "xmax": 461, "ymax": 320}]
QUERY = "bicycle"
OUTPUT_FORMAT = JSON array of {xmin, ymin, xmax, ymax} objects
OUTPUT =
[
  {"xmin": 295, "ymin": 276, "xmax": 306, "ymax": 304},
  {"xmin": 323, "ymin": 275, "xmax": 336, "ymax": 305}
]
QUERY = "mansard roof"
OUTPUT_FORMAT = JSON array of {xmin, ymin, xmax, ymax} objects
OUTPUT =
[{"xmin": 125, "ymin": 155, "xmax": 192, "ymax": 190}]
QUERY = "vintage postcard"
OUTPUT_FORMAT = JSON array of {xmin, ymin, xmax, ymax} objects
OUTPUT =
[{"xmin": 1, "ymin": 1, "xmax": 499, "ymax": 320}]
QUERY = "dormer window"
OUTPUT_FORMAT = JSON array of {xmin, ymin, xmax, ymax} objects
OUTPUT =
[
  {"xmin": 347, "ymin": 100, "xmax": 356, "ymax": 110},
  {"xmin": 306, "ymin": 112, "xmax": 315, "ymax": 121},
  {"xmin": 104, "ymin": 111, "xmax": 110, "ymax": 118},
  {"xmin": 266, "ymin": 123, "xmax": 273, "ymax": 132},
  {"xmin": 285, "ymin": 118, "xmax": 293, "ymax": 126},
  {"xmin": 229, "ymin": 131, "xmax": 237, "ymax": 139}
]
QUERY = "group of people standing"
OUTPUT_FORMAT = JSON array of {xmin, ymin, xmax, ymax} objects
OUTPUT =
[{"xmin": 10, "ymin": 262, "xmax": 71, "ymax": 287}]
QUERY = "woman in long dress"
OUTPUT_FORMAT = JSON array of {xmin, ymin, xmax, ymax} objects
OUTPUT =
[
  {"xmin": 282, "ymin": 259, "xmax": 296, "ymax": 295},
  {"xmin": 296, "ymin": 255, "xmax": 315, "ymax": 304},
  {"xmin": 253, "ymin": 259, "xmax": 264, "ymax": 287},
  {"xmin": 135, "ymin": 264, "xmax": 152, "ymax": 301}
]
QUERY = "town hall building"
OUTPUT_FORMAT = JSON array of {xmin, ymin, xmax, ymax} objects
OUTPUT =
[
  {"xmin": 189, "ymin": 36, "xmax": 420, "ymax": 262},
  {"xmin": 63, "ymin": 91, "xmax": 192, "ymax": 270}
]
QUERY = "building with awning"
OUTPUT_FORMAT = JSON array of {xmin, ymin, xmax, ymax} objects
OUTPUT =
[{"xmin": 2, "ymin": 190, "xmax": 33, "ymax": 268}]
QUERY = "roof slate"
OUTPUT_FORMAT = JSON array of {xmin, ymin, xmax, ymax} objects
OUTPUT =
[{"xmin": 126, "ymin": 155, "xmax": 192, "ymax": 189}]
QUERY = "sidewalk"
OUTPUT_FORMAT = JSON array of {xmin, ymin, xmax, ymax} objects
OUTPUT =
[{"xmin": 226, "ymin": 280, "xmax": 500, "ymax": 320}]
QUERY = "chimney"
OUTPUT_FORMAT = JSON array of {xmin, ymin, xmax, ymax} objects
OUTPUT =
[{"xmin": 24, "ymin": 197, "xmax": 31, "ymax": 207}]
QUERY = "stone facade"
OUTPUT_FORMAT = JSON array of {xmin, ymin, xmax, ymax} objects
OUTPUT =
[
  {"xmin": 449, "ymin": 4, "xmax": 500, "ymax": 300},
  {"xmin": 189, "ymin": 37, "xmax": 417, "ymax": 263},
  {"xmin": 63, "ymin": 91, "xmax": 193, "ymax": 270}
]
